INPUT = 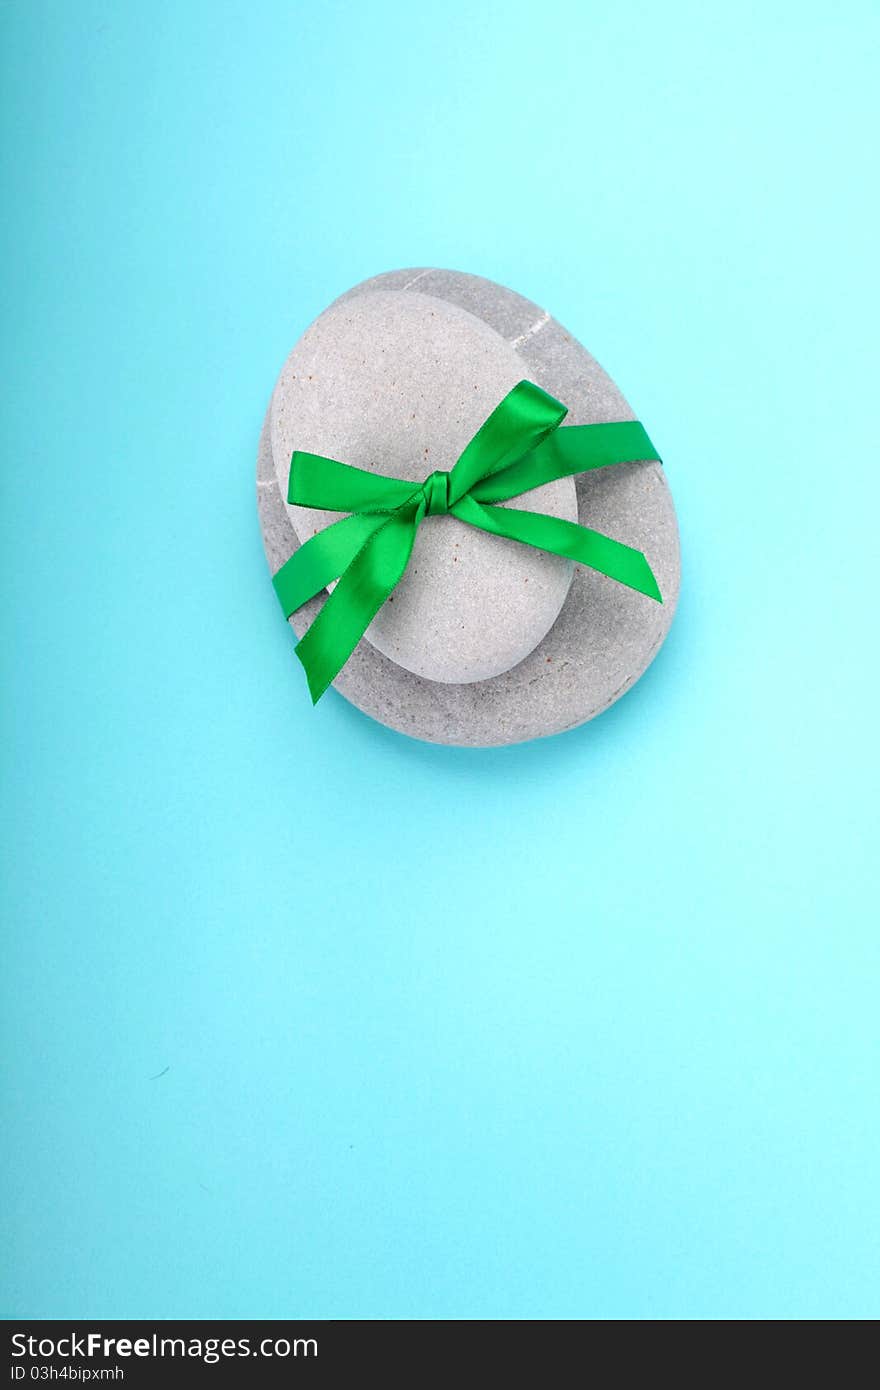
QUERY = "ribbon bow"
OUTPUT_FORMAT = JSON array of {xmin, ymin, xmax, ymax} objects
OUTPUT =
[{"xmin": 273, "ymin": 380, "xmax": 663, "ymax": 702}]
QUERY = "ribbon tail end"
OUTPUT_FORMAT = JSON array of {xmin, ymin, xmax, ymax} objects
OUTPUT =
[
  {"xmin": 294, "ymin": 640, "xmax": 332, "ymax": 705},
  {"xmin": 635, "ymin": 554, "xmax": 663, "ymax": 604}
]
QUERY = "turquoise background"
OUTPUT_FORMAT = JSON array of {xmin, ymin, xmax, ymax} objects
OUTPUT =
[{"xmin": 2, "ymin": 0, "xmax": 878, "ymax": 1321}]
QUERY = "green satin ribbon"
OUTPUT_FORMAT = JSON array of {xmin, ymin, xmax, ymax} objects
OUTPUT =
[{"xmin": 273, "ymin": 380, "xmax": 663, "ymax": 702}]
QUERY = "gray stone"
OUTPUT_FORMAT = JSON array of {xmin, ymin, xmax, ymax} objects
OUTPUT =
[
  {"xmin": 333, "ymin": 267, "xmax": 544, "ymax": 342},
  {"xmin": 269, "ymin": 291, "xmax": 577, "ymax": 684},
  {"xmin": 256, "ymin": 269, "xmax": 680, "ymax": 747}
]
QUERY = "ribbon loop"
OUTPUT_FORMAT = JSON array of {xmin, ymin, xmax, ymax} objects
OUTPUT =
[{"xmin": 273, "ymin": 380, "xmax": 664, "ymax": 703}]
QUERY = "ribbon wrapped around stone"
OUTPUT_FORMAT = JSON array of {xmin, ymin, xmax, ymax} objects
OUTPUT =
[{"xmin": 273, "ymin": 379, "xmax": 663, "ymax": 703}]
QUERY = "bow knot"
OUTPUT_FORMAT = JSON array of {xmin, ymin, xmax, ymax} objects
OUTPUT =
[
  {"xmin": 272, "ymin": 380, "xmax": 664, "ymax": 703},
  {"xmin": 421, "ymin": 469, "xmax": 452, "ymax": 517}
]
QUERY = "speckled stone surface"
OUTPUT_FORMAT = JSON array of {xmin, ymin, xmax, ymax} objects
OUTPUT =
[
  {"xmin": 257, "ymin": 268, "xmax": 680, "ymax": 747},
  {"xmin": 269, "ymin": 291, "xmax": 577, "ymax": 683}
]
